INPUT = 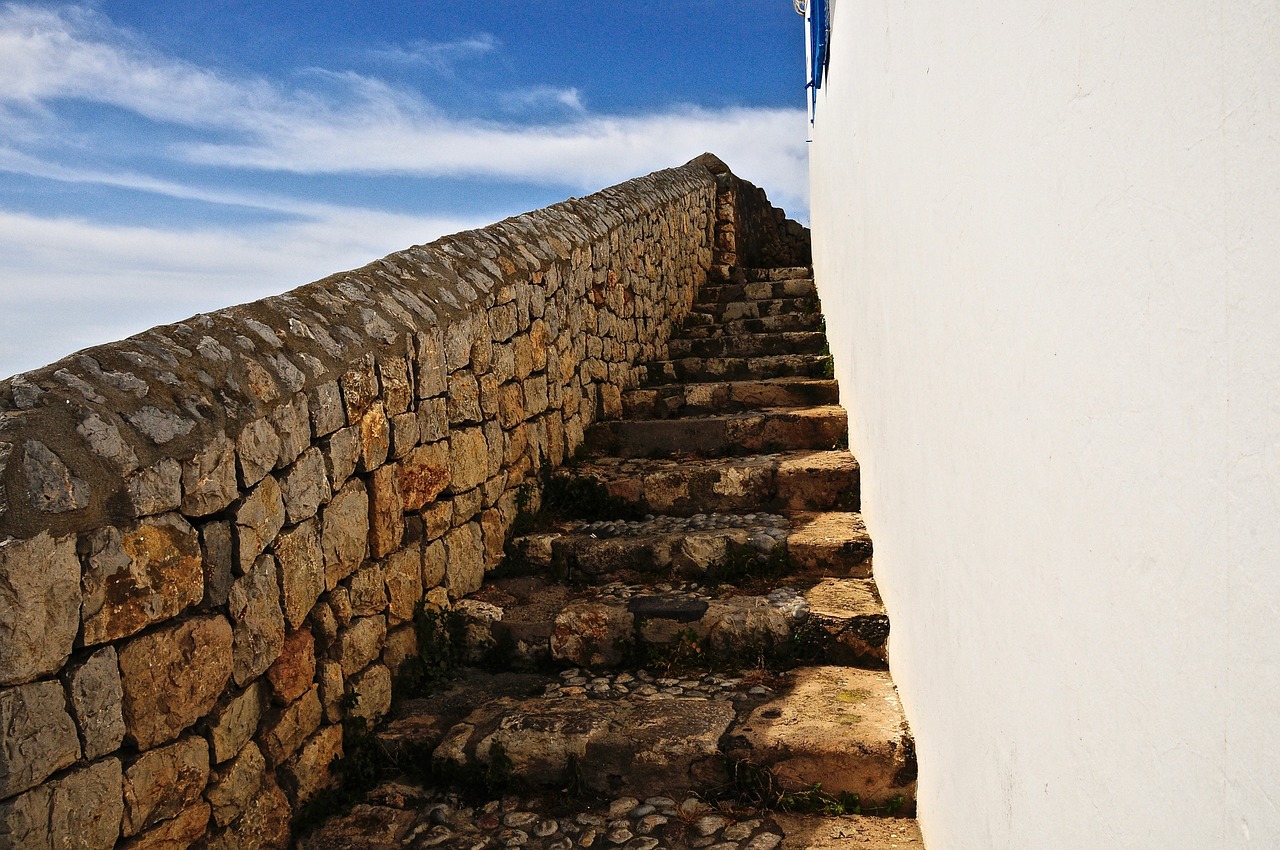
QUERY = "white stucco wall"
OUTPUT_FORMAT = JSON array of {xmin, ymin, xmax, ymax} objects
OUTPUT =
[{"xmin": 808, "ymin": 2, "xmax": 1280, "ymax": 847}]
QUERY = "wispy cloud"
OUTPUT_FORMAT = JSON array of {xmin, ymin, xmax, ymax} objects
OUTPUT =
[
  {"xmin": 499, "ymin": 85, "xmax": 586, "ymax": 114},
  {"xmin": 368, "ymin": 33, "xmax": 499, "ymax": 73}
]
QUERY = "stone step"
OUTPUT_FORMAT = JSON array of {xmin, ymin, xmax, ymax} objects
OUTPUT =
[
  {"xmin": 575, "ymin": 450, "xmax": 860, "ymax": 515},
  {"xmin": 681, "ymin": 310, "xmax": 825, "ymax": 336},
  {"xmin": 667, "ymin": 331, "xmax": 828, "ymax": 359},
  {"xmin": 697, "ymin": 278, "xmax": 817, "ymax": 304},
  {"xmin": 456, "ymin": 575, "xmax": 888, "ymax": 671},
  {"xmin": 743, "ymin": 266, "xmax": 814, "ymax": 282},
  {"xmin": 622, "ymin": 377, "xmax": 840, "ymax": 420},
  {"xmin": 642, "ymin": 353, "xmax": 833, "ymax": 385},
  {"xmin": 585, "ymin": 405, "xmax": 847, "ymax": 458},
  {"xmin": 726, "ymin": 666, "xmax": 917, "ymax": 811},
  {"xmin": 775, "ymin": 813, "xmax": 925, "ymax": 848},
  {"xmin": 508, "ymin": 510, "xmax": 872, "ymax": 583},
  {"xmin": 691, "ymin": 295, "xmax": 821, "ymax": 322}
]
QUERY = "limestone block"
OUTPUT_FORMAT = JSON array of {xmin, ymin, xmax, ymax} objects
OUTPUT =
[
  {"xmin": 279, "ymin": 724, "xmax": 342, "ymax": 806},
  {"xmin": 119, "ymin": 800, "xmax": 208, "ymax": 850},
  {"xmin": 233, "ymin": 476, "xmax": 285, "ymax": 574},
  {"xmin": 258, "ymin": 685, "xmax": 321, "ymax": 766},
  {"xmin": 550, "ymin": 602, "xmax": 635, "ymax": 668},
  {"xmin": 121, "ymin": 736, "xmax": 209, "ymax": 837},
  {"xmin": 348, "ymin": 563, "xmax": 387, "ymax": 617},
  {"xmin": 415, "ymin": 328, "xmax": 447, "ymax": 399},
  {"xmin": 64, "ymin": 647, "xmax": 125, "ymax": 760},
  {"xmin": 398, "ymin": 441, "xmax": 449, "ymax": 511},
  {"xmin": 205, "ymin": 741, "xmax": 264, "ymax": 828},
  {"xmin": 447, "ymin": 372, "xmax": 482, "ymax": 424},
  {"xmin": 272, "ymin": 519, "xmax": 324, "ymax": 630},
  {"xmin": 417, "ymin": 397, "xmax": 448, "ymax": 443},
  {"xmin": 235, "ymin": 418, "xmax": 281, "ymax": 488},
  {"xmin": 278, "ymin": 447, "xmax": 330, "ymax": 526},
  {"xmin": 126, "ymin": 460, "xmax": 182, "ymax": 517},
  {"xmin": 321, "ymin": 426, "xmax": 360, "ymax": 489},
  {"xmin": 270, "ymin": 394, "xmax": 310, "ymax": 469},
  {"xmin": 368, "ymin": 465, "xmax": 404, "ymax": 559},
  {"xmin": 0, "ymin": 679, "xmax": 81, "ymax": 799},
  {"xmin": 423, "ymin": 539, "xmax": 446, "ymax": 588},
  {"xmin": 336, "ymin": 615, "xmax": 387, "ymax": 677},
  {"xmin": 384, "ymin": 545, "xmax": 422, "ymax": 626},
  {"xmin": 381, "ymin": 625, "xmax": 418, "ymax": 678},
  {"xmin": 180, "ymin": 437, "xmax": 237, "ymax": 517},
  {"xmin": 118, "ymin": 615, "xmax": 233, "ymax": 751},
  {"xmin": 309, "ymin": 380, "xmax": 346, "ymax": 439},
  {"xmin": 0, "ymin": 757, "xmax": 122, "ymax": 850},
  {"xmin": 227, "ymin": 555, "xmax": 286, "ymax": 687},
  {"xmin": 451, "ymin": 487, "xmax": 483, "ymax": 528},
  {"xmin": 77, "ymin": 413, "xmax": 138, "ymax": 473},
  {"xmin": 389, "ymin": 412, "xmax": 419, "ymax": 460},
  {"xmin": 422, "ymin": 501, "xmax": 451, "ymax": 541},
  {"xmin": 266, "ymin": 628, "xmax": 315, "ymax": 706},
  {"xmin": 497, "ymin": 382, "xmax": 526, "ymax": 428},
  {"xmin": 378, "ymin": 355, "xmax": 412, "ymax": 416},
  {"xmin": 478, "ymin": 373, "xmax": 501, "ymax": 418},
  {"xmin": 80, "ymin": 514, "xmax": 203, "ymax": 646},
  {"xmin": 348, "ymin": 663, "xmax": 392, "ymax": 724},
  {"xmin": 0, "ymin": 533, "xmax": 80, "ymax": 686},
  {"xmin": 321, "ymin": 479, "xmax": 368, "ymax": 589},
  {"xmin": 199, "ymin": 520, "xmax": 233, "ymax": 609},
  {"xmin": 318, "ymin": 660, "xmax": 344, "ymax": 724},
  {"xmin": 340, "ymin": 358, "xmax": 378, "ymax": 421},
  {"xmin": 23, "ymin": 440, "xmax": 90, "ymax": 513},
  {"xmin": 523, "ymin": 374, "xmax": 550, "ymax": 418},
  {"xmin": 447, "ymin": 427, "xmax": 488, "ymax": 494},
  {"xmin": 480, "ymin": 508, "xmax": 506, "ymax": 571},
  {"xmin": 482, "ymin": 420, "xmax": 504, "ymax": 477},
  {"xmin": 358, "ymin": 402, "xmax": 390, "ymax": 473},
  {"xmin": 443, "ymin": 522, "xmax": 484, "ymax": 598},
  {"xmin": 207, "ymin": 681, "xmax": 267, "ymax": 764},
  {"xmin": 199, "ymin": 773, "xmax": 289, "ymax": 850}
]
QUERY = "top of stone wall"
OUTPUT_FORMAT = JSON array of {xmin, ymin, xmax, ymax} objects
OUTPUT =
[{"xmin": 0, "ymin": 161, "xmax": 717, "ymax": 543}]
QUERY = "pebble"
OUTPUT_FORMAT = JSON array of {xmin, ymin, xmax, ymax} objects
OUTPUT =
[
  {"xmin": 624, "ymin": 839, "xmax": 660, "ymax": 850},
  {"xmin": 498, "ymin": 828, "xmax": 528, "ymax": 846},
  {"xmin": 579, "ymin": 827, "xmax": 599, "ymax": 847},
  {"xmin": 744, "ymin": 834, "xmax": 782, "ymax": 850},
  {"xmin": 504, "ymin": 812, "xmax": 538, "ymax": 829},
  {"xmin": 629, "ymin": 804, "xmax": 656, "ymax": 818},
  {"xmin": 535, "ymin": 819, "xmax": 560, "ymax": 837},
  {"xmin": 609, "ymin": 797, "xmax": 640, "ymax": 818},
  {"xmin": 723, "ymin": 820, "xmax": 760, "ymax": 840},
  {"xmin": 606, "ymin": 827, "xmax": 634, "ymax": 845},
  {"xmin": 636, "ymin": 814, "xmax": 668, "ymax": 834},
  {"xmin": 694, "ymin": 815, "xmax": 730, "ymax": 836}
]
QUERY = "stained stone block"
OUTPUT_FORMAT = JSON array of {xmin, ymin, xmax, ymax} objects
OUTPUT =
[
  {"xmin": 205, "ymin": 740, "xmax": 265, "ymax": 828},
  {"xmin": 273, "ymin": 519, "xmax": 325, "ymax": 630},
  {"xmin": 0, "ymin": 533, "xmax": 80, "ymax": 686},
  {"xmin": 384, "ymin": 545, "xmax": 423, "ymax": 625},
  {"xmin": 24, "ymin": 440, "xmax": 90, "ymax": 513},
  {"xmin": 181, "ymin": 437, "xmax": 238, "ymax": 517},
  {"xmin": 64, "ymin": 647, "xmax": 126, "ymax": 760},
  {"xmin": 482, "ymin": 420, "xmax": 504, "ymax": 477},
  {"xmin": 120, "ymin": 800, "xmax": 209, "ymax": 850},
  {"xmin": 207, "ymin": 681, "xmax": 267, "ymax": 764},
  {"xmin": 523, "ymin": 374, "xmax": 550, "ymax": 417},
  {"xmin": 236, "ymin": 417, "xmax": 282, "ymax": 487},
  {"xmin": 321, "ymin": 480, "xmax": 368, "ymax": 589},
  {"xmin": 378, "ymin": 355, "xmax": 413, "ymax": 416},
  {"xmin": 233, "ymin": 476, "xmax": 286, "ymax": 574},
  {"xmin": 0, "ymin": 757, "xmax": 122, "ymax": 850},
  {"xmin": 126, "ymin": 460, "xmax": 182, "ymax": 517},
  {"xmin": 279, "ymin": 724, "xmax": 342, "ymax": 806},
  {"xmin": 340, "ymin": 357, "xmax": 379, "ymax": 421},
  {"xmin": 447, "ymin": 427, "xmax": 488, "ymax": 494},
  {"xmin": 321, "ymin": 426, "xmax": 361, "ymax": 488},
  {"xmin": 118, "ymin": 615, "xmax": 233, "ymax": 751},
  {"xmin": 121, "ymin": 736, "xmax": 209, "ymax": 837},
  {"xmin": 0, "ymin": 679, "xmax": 81, "ymax": 798},
  {"xmin": 336, "ymin": 615, "xmax": 387, "ymax": 677},
  {"xmin": 199, "ymin": 520, "xmax": 234, "ymax": 609},
  {"xmin": 368, "ymin": 465, "xmax": 404, "ymax": 559},
  {"xmin": 77, "ymin": 413, "xmax": 139, "ymax": 473},
  {"xmin": 443, "ymin": 522, "xmax": 484, "ymax": 598},
  {"xmin": 447, "ymin": 373, "xmax": 482, "ymax": 424},
  {"xmin": 398, "ymin": 441, "xmax": 449, "ymax": 511},
  {"xmin": 266, "ymin": 628, "xmax": 315, "ymax": 705},
  {"xmin": 80, "ymin": 514, "xmax": 203, "ymax": 646},
  {"xmin": 258, "ymin": 685, "xmax": 322, "ymax": 766},
  {"xmin": 272, "ymin": 394, "xmax": 311, "ymax": 469},
  {"xmin": 497, "ymin": 382, "xmax": 526, "ymax": 428},
  {"xmin": 358, "ymin": 402, "xmax": 390, "ymax": 472},
  {"xmin": 309, "ymin": 380, "xmax": 346, "ymax": 438},
  {"xmin": 199, "ymin": 773, "xmax": 289, "ymax": 850},
  {"xmin": 422, "ymin": 501, "xmax": 451, "ymax": 541},
  {"xmin": 227, "ymin": 555, "xmax": 286, "ymax": 686},
  {"xmin": 278, "ymin": 447, "xmax": 331, "ymax": 525}
]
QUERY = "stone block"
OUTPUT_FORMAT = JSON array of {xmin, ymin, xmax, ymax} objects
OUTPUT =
[
  {"xmin": 227, "ymin": 555, "xmax": 286, "ymax": 687},
  {"xmin": 443, "ymin": 522, "xmax": 484, "ymax": 598},
  {"xmin": 258, "ymin": 685, "xmax": 321, "ymax": 767},
  {"xmin": 480, "ymin": 508, "xmax": 506, "ymax": 570},
  {"xmin": 358, "ymin": 403, "xmax": 390, "ymax": 472},
  {"xmin": 318, "ymin": 660, "xmax": 344, "ymax": 724},
  {"xmin": 279, "ymin": 724, "xmax": 342, "ymax": 806},
  {"xmin": 77, "ymin": 412, "xmax": 138, "ymax": 473},
  {"xmin": 348, "ymin": 562, "xmax": 387, "ymax": 616},
  {"xmin": 381, "ymin": 625, "xmax": 417, "ymax": 679},
  {"xmin": 199, "ymin": 520, "xmax": 233, "ymax": 609},
  {"xmin": 126, "ymin": 460, "xmax": 182, "ymax": 517},
  {"xmin": 64, "ymin": 647, "xmax": 125, "ymax": 760},
  {"xmin": 478, "ymin": 373, "xmax": 501, "ymax": 418},
  {"xmin": 205, "ymin": 740, "xmax": 264, "ymax": 828},
  {"xmin": 378, "ymin": 355, "xmax": 413, "ymax": 416},
  {"xmin": 270, "ymin": 394, "xmax": 310, "ymax": 469},
  {"xmin": 199, "ymin": 773, "xmax": 289, "ymax": 850},
  {"xmin": 384, "ymin": 545, "xmax": 422, "ymax": 626},
  {"xmin": 118, "ymin": 615, "xmax": 233, "ymax": 751},
  {"xmin": 421, "ymin": 501, "xmax": 451, "ymax": 541},
  {"xmin": 347, "ymin": 663, "xmax": 392, "ymax": 723},
  {"xmin": 482, "ymin": 420, "xmax": 504, "ymax": 477},
  {"xmin": 336, "ymin": 615, "xmax": 386, "ymax": 677},
  {"xmin": 321, "ymin": 426, "xmax": 360, "ymax": 488},
  {"xmin": 446, "ymin": 427, "xmax": 488, "ymax": 494},
  {"xmin": 233, "ymin": 476, "xmax": 286, "ymax": 574},
  {"xmin": 497, "ymin": 382, "xmax": 526, "ymax": 428},
  {"xmin": 120, "ymin": 800, "xmax": 208, "ymax": 850},
  {"xmin": 272, "ymin": 519, "xmax": 324, "ymax": 630},
  {"xmin": 0, "ymin": 679, "xmax": 81, "ymax": 799},
  {"xmin": 206, "ymin": 681, "xmax": 267, "ymax": 764},
  {"xmin": 321, "ymin": 480, "xmax": 368, "ymax": 589},
  {"xmin": 122, "ymin": 736, "xmax": 209, "ymax": 837},
  {"xmin": 0, "ymin": 533, "xmax": 80, "ymax": 686},
  {"xmin": 368, "ymin": 465, "xmax": 404, "ymax": 559},
  {"xmin": 266, "ymin": 628, "xmax": 315, "ymax": 706},
  {"xmin": 417, "ymin": 397, "xmax": 448, "ymax": 443},
  {"xmin": 80, "ymin": 514, "xmax": 203, "ymax": 646},
  {"xmin": 278, "ymin": 447, "xmax": 330, "ymax": 526},
  {"xmin": 389, "ymin": 411, "xmax": 419, "ymax": 460},
  {"xmin": 523, "ymin": 374, "xmax": 550, "ymax": 417},
  {"xmin": 235, "ymin": 418, "xmax": 281, "ymax": 488},
  {"xmin": 422, "ymin": 539, "xmax": 446, "ymax": 588},
  {"xmin": 340, "ymin": 357, "xmax": 378, "ymax": 421},
  {"xmin": 412, "ymin": 329, "xmax": 446, "ymax": 401},
  {"xmin": 23, "ymin": 440, "xmax": 90, "ymax": 514},
  {"xmin": 398, "ymin": 441, "xmax": 449, "ymax": 511},
  {"xmin": 181, "ymin": 437, "xmax": 237, "ymax": 517},
  {"xmin": 0, "ymin": 757, "xmax": 122, "ymax": 850},
  {"xmin": 309, "ymin": 380, "xmax": 345, "ymax": 438},
  {"xmin": 451, "ymin": 487, "xmax": 483, "ymax": 527},
  {"xmin": 447, "ymin": 372, "xmax": 482, "ymax": 424}
]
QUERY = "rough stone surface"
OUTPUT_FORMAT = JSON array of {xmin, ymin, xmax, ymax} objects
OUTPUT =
[
  {"xmin": 227, "ymin": 555, "xmax": 287, "ymax": 686},
  {"xmin": 63, "ymin": 646, "xmax": 126, "ymax": 760},
  {"xmin": 273, "ymin": 518, "xmax": 325, "ymax": 629},
  {"xmin": 77, "ymin": 413, "xmax": 138, "ymax": 473},
  {"xmin": 348, "ymin": 562, "xmax": 387, "ymax": 616},
  {"xmin": 205, "ymin": 741, "xmax": 265, "ymax": 828},
  {"xmin": 447, "ymin": 427, "xmax": 488, "ymax": 493},
  {"xmin": 120, "ymin": 800, "xmax": 209, "ymax": 850},
  {"xmin": 444, "ymin": 521, "xmax": 485, "ymax": 598},
  {"xmin": 279, "ymin": 723, "xmax": 342, "ymax": 805},
  {"xmin": 0, "ymin": 679, "xmax": 81, "ymax": 799},
  {"xmin": 199, "ymin": 520, "xmax": 234, "ymax": 608},
  {"xmin": 550, "ymin": 602, "xmax": 635, "ymax": 668},
  {"xmin": 118, "ymin": 615, "xmax": 233, "ymax": 751},
  {"xmin": 266, "ymin": 628, "xmax": 315, "ymax": 705},
  {"xmin": 236, "ymin": 418, "xmax": 282, "ymax": 487},
  {"xmin": 200, "ymin": 774, "xmax": 290, "ymax": 850},
  {"xmin": 348, "ymin": 662, "xmax": 392, "ymax": 723},
  {"xmin": 258, "ymin": 684, "xmax": 322, "ymax": 766},
  {"xmin": 321, "ymin": 479, "xmax": 368, "ymax": 589},
  {"xmin": 279, "ymin": 447, "xmax": 330, "ymax": 525},
  {"xmin": 181, "ymin": 437, "xmax": 238, "ymax": 517},
  {"xmin": 384, "ymin": 545, "xmax": 423, "ymax": 625},
  {"xmin": 0, "ymin": 757, "xmax": 123, "ymax": 850},
  {"xmin": 0, "ymin": 533, "xmax": 80, "ymax": 686},
  {"xmin": 207, "ymin": 681, "xmax": 267, "ymax": 764},
  {"xmin": 336, "ymin": 615, "xmax": 387, "ymax": 677},
  {"xmin": 233, "ymin": 476, "xmax": 286, "ymax": 573},
  {"xmin": 121, "ymin": 736, "xmax": 210, "ymax": 837},
  {"xmin": 23, "ymin": 440, "xmax": 90, "ymax": 513}
]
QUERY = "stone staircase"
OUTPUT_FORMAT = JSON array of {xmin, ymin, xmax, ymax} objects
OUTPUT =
[{"xmin": 301, "ymin": 267, "xmax": 924, "ymax": 849}]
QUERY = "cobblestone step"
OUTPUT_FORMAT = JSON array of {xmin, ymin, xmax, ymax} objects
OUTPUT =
[
  {"xmin": 681, "ymin": 311, "xmax": 824, "ymax": 336},
  {"xmin": 575, "ymin": 450, "xmax": 860, "ymax": 515},
  {"xmin": 622, "ymin": 377, "xmax": 839, "ymax": 420},
  {"xmin": 743, "ymin": 266, "xmax": 814, "ymax": 282},
  {"xmin": 585, "ymin": 406, "xmax": 847, "ymax": 458},
  {"xmin": 642, "ymin": 353, "xmax": 833, "ymax": 385},
  {"xmin": 697, "ymin": 278, "xmax": 817, "ymax": 304},
  {"xmin": 776, "ymin": 813, "xmax": 925, "ymax": 849},
  {"xmin": 691, "ymin": 295, "xmax": 821, "ymax": 322},
  {"xmin": 667, "ymin": 331, "xmax": 827, "ymax": 359}
]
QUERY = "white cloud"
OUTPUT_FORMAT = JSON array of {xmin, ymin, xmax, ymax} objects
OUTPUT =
[{"xmin": 368, "ymin": 34, "xmax": 499, "ymax": 73}]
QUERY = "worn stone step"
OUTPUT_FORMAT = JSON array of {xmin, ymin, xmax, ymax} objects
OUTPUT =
[
  {"xmin": 623, "ymin": 377, "xmax": 840, "ymax": 419},
  {"xmin": 642, "ymin": 353, "xmax": 833, "ymax": 385},
  {"xmin": 508, "ymin": 510, "xmax": 872, "ymax": 583},
  {"xmin": 585, "ymin": 405, "xmax": 847, "ymax": 458},
  {"xmin": 681, "ymin": 310, "xmax": 825, "ymax": 336},
  {"xmin": 456, "ymin": 575, "xmax": 888, "ymax": 670},
  {"xmin": 691, "ymin": 295, "xmax": 821, "ymax": 322},
  {"xmin": 576, "ymin": 450, "xmax": 860, "ymax": 515},
  {"xmin": 743, "ymin": 266, "xmax": 814, "ymax": 282},
  {"xmin": 775, "ymin": 813, "xmax": 925, "ymax": 849},
  {"xmin": 697, "ymin": 278, "xmax": 817, "ymax": 304},
  {"xmin": 726, "ymin": 666, "xmax": 917, "ymax": 810},
  {"xmin": 667, "ymin": 331, "xmax": 827, "ymax": 359}
]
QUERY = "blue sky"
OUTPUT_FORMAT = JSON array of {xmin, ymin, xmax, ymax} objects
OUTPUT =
[{"xmin": 0, "ymin": 1, "xmax": 808, "ymax": 379}]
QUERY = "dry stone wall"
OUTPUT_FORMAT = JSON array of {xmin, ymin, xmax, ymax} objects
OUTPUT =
[{"xmin": 0, "ymin": 157, "xmax": 807, "ymax": 849}]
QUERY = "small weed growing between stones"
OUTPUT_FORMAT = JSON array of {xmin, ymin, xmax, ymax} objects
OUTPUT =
[
  {"xmin": 539, "ymin": 469, "xmax": 642, "ymax": 522},
  {"xmin": 396, "ymin": 603, "xmax": 465, "ymax": 697}
]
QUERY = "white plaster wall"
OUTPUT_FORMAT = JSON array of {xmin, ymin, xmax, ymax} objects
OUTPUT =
[{"xmin": 808, "ymin": 2, "xmax": 1280, "ymax": 847}]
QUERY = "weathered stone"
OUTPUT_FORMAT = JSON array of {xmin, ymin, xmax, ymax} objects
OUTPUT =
[
  {"xmin": 550, "ymin": 602, "xmax": 635, "ymax": 668},
  {"xmin": 77, "ymin": 413, "xmax": 138, "ymax": 472},
  {"xmin": 523, "ymin": 374, "xmax": 550, "ymax": 417},
  {"xmin": 415, "ymin": 328, "xmax": 447, "ymax": 399},
  {"xmin": 0, "ymin": 757, "xmax": 122, "ymax": 850},
  {"xmin": 422, "ymin": 500, "xmax": 451, "ymax": 541},
  {"xmin": 127, "ymin": 460, "xmax": 182, "ymax": 516},
  {"xmin": 379, "ymin": 355, "xmax": 413, "ymax": 416},
  {"xmin": 278, "ymin": 447, "xmax": 330, "ymax": 525},
  {"xmin": 348, "ymin": 562, "xmax": 386, "ymax": 616},
  {"xmin": 358, "ymin": 402, "xmax": 391, "ymax": 472},
  {"xmin": 236, "ymin": 418, "xmax": 281, "ymax": 488},
  {"xmin": 279, "ymin": 724, "xmax": 342, "ymax": 806},
  {"xmin": 381, "ymin": 625, "xmax": 418, "ymax": 678},
  {"xmin": 0, "ymin": 533, "xmax": 80, "ymax": 686},
  {"xmin": 309, "ymin": 380, "xmax": 345, "ymax": 438},
  {"xmin": 340, "ymin": 358, "xmax": 379, "ymax": 421},
  {"xmin": 321, "ymin": 479, "xmax": 368, "ymax": 589},
  {"xmin": 318, "ymin": 660, "xmax": 344, "ymax": 724},
  {"xmin": 127, "ymin": 407, "xmax": 194, "ymax": 445},
  {"xmin": 0, "ymin": 441, "xmax": 11, "ymax": 519},
  {"xmin": 443, "ymin": 521, "xmax": 484, "ymax": 598},
  {"xmin": 336, "ymin": 615, "xmax": 386, "ymax": 679},
  {"xmin": 417, "ymin": 397, "xmax": 448, "ymax": 443},
  {"xmin": 480, "ymin": 507, "xmax": 506, "ymax": 570},
  {"xmin": 228, "ymin": 555, "xmax": 286, "ymax": 686},
  {"xmin": 120, "ymin": 801, "xmax": 208, "ymax": 850},
  {"xmin": 384, "ymin": 545, "xmax": 423, "ymax": 625},
  {"xmin": 64, "ymin": 647, "xmax": 125, "ymax": 760},
  {"xmin": 451, "ymin": 485, "xmax": 483, "ymax": 527},
  {"xmin": 267, "ymin": 628, "xmax": 316, "ymax": 705},
  {"xmin": 80, "ymin": 514, "xmax": 203, "ymax": 646},
  {"xmin": 118, "ymin": 615, "xmax": 233, "ymax": 751},
  {"xmin": 271, "ymin": 394, "xmax": 310, "ymax": 469},
  {"xmin": 272, "ymin": 519, "xmax": 324, "ymax": 630},
  {"xmin": 0, "ymin": 679, "xmax": 81, "ymax": 798},
  {"xmin": 181, "ymin": 437, "xmax": 238, "ymax": 517},
  {"xmin": 206, "ymin": 741, "xmax": 265, "ymax": 828},
  {"xmin": 233, "ymin": 476, "xmax": 286, "ymax": 573},
  {"xmin": 122, "ymin": 736, "xmax": 209, "ymax": 837},
  {"xmin": 23, "ymin": 440, "xmax": 90, "ymax": 513},
  {"xmin": 369, "ymin": 465, "xmax": 404, "ymax": 558},
  {"xmin": 447, "ymin": 427, "xmax": 488, "ymax": 494},
  {"xmin": 207, "ymin": 681, "xmax": 267, "ymax": 764},
  {"xmin": 389, "ymin": 411, "xmax": 419, "ymax": 459},
  {"xmin": 482, "ymin": 420, "xmax": 505, "ymax": 478},
  {"xmin": 399, "ymin": 441, "xmax": 449, "ymax": 511},
  {"xmin": 321, "ymin": 426, "xmax": 360, "ymax": 488},
  {"xmin": 447, "ymin": 372, "xmax": 482, "ymax": 424},
  {"xmin": 497, "ymin": 382, "xmax": 527, "ymax": 428},
  {"xmin": 200, "ymin": 774, "xmax": 290, "ymax": 850},
  {"xmin": 348, "ymin": 662, "xmax": 392, "ymax": 723},
  {"xmin": 258, "ymin": 685, "xmax": 321, "ymax": 766},
  {"xmin": 199, "ymin": 520, "xmax": 233, "ymax": 608}
]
